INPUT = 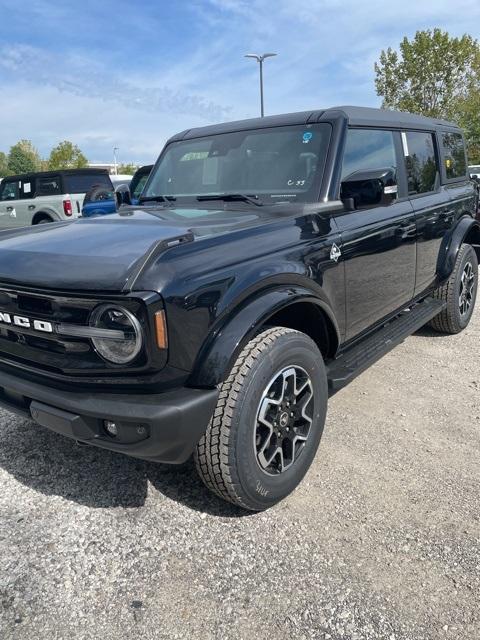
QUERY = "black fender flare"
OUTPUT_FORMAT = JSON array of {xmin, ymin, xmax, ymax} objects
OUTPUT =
[
  {"xmin": 437, "ymin": 216, "xmax": 480, "ymax": 282},
  {"xmin": 189, "ymin": 286, "xmax": 340, "ymax": 388}
]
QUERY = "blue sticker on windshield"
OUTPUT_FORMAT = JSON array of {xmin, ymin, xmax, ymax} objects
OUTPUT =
[{"xmin": 302, "ymin": 131, "xmax": 313, "ymax": 144}]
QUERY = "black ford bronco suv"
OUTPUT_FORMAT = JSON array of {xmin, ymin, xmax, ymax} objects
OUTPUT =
[{"xmin": 0, "ymin": 106, "xmax": 478, "ymax": 511}]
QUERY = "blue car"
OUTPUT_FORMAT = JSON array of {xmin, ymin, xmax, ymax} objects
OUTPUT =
[{"xmin": 82, "ymin": 164, "xmax": 153, "ymax": 217}]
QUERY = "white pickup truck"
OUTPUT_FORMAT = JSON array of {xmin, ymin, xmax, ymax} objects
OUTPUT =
[{"xmin": 0, "ymin": 169, "xmax": 113, "ymax": 227}]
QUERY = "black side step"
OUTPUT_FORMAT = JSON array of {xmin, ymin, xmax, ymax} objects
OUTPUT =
[{"xmin": 327, "ymin": 298, "xmax": 446, "ymax": 395}]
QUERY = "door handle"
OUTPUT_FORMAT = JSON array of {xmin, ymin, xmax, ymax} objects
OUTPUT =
[
  {"xmin": 28, "ymin": 205, "xmax": 36, "ymax": 211},
  {"xmin": 398, "ymin": 222, "xmax": 416, "ymax": 236},
  {"xmin": 440, "ymin": 209, "xmax": 454, "ymax": 224}
]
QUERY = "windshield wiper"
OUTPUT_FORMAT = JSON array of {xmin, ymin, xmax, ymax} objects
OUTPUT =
[
  {"xmin": 139, "ymin": 195, "xmax": 177, "ymax": 204},
  {"xmin": 196, "ymin": 193, "xmax": 264, "ymax": 207}
]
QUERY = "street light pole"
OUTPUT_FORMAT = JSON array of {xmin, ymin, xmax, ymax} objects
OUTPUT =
[
  {"xmin": 245, "ymin": 53, "xmax": 277, "ymax": 117},
  {"xmin": 113, "ymin": 147, "xmax": 119, "ymax": 175}
]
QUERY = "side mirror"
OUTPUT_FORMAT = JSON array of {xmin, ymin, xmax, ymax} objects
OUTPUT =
[
  {"xmin": 341, "ymin": 168, "xmax": 398, "ymax": 210},
  {"xmin": 115, "ymin": 183, "xmax": 132, "ymax": 209}
]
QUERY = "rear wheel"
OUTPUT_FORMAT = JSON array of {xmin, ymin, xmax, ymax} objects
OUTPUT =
[
  {"xmin": 194, "ymin": 327, "xmax": 328, "ymax": 511},
  {"xmin": 429, "ymin": 243, "xmax": 478, "ymax": 334},
  {"xmin": 33, "ymin": 215, "xmax": 53, "ymax": 225}
]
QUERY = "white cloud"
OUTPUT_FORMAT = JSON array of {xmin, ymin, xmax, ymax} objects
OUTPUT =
[{"xmin": 0, "ymin": 82, "xmax": 210, "ymax": 164}]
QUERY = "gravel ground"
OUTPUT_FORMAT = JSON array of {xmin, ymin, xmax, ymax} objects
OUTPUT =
[{"xmin": 0, "ymin": 309, "xmax": 479, "ymax": 640}]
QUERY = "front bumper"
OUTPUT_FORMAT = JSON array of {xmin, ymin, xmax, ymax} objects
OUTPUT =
[{"xmin": 0, "ymin": 368, "xmax": 218, "ymax": 463}]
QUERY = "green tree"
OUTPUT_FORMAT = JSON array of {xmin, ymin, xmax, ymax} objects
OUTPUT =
[
  {"xmin": 48, "ymin": 140, "xmax": 88, "ymax": 170},
  {"xmin": 0, "ymin": 152, "xmax": 9, "ymax": 177},
  {"xmin": 7, "ymin": 139, "xmax": 41, "ymax": 174},
  {"xmin": 374, "ymin": 29, "xmax": 480, "ymax": 161},
  {"xmin": 117, "ymin": 163, "xmax": 137, "ymax": 175}
]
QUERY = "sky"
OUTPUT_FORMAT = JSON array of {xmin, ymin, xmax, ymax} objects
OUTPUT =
[{"xmin": 1, "ymin": 0, "xmax": 480, "ymax": 165}]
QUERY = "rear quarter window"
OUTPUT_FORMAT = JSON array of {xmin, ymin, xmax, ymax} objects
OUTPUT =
[
  {"xmin": 441, "ymin": 132, "xmax": 467, "ymax": 179},
  {"xmin": 35, "ymin": 176, "xmax": 61, "ymax": 196},
  {"xmin": 63, "ymin": 173, "xmax": 113, "ymax": 194}
]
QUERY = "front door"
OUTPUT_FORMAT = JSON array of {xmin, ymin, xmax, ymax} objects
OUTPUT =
[
  {"xmin": 335, "ymin": 127, "xmax": 417, "ymax": 340},
  {"xmin": 0, "ymin": 179, "xmax": 21, "ymax": 228}
]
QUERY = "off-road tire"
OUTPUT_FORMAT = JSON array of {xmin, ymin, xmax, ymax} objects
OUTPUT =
[
  {"xmin": 194, "ymin": 327, "xmax": 328, "ymax": 511},
  {"xmin": 429, "ymin": 243, "xmax": 478, "ymax": 334},
  {"xmin": 84, "ymin": 186, "xmax": 112, "ymax": 203}
]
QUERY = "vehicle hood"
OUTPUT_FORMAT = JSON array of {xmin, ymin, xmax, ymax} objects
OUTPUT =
[{"xmin": 0, "ymin": 206, "xmax": 268, "ymax": 292}]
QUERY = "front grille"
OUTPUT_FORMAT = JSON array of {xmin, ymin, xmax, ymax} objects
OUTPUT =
[{"xmin": 0, "ymin": 286, "xmax": 148, "ymax": 379}]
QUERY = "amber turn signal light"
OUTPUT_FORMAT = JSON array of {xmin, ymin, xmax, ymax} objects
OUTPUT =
[{"xmin": 154, "ymin": 310, "xmax": 168, "ymax": 349}]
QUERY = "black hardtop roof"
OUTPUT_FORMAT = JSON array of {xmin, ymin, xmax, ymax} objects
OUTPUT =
[
  {"xmin": 334, "ymin": 105, "xmax": 459, "ymax": 130},
  {"xmin": 169, "ymin": 105, "xmax": 460, "ymax": 142},
  {"xmin": 4, "ymin": 167, "xmax": 110, "ymax": 182}
]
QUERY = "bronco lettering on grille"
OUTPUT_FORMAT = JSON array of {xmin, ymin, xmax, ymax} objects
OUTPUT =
[{"xmin": 0, "ymin": 311, "xmax": 53, "ymax": 334}]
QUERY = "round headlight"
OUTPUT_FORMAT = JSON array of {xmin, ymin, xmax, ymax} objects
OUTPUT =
[{"xmin": 89, "ymin": 304, "xmax": 143, "ymax": 364}]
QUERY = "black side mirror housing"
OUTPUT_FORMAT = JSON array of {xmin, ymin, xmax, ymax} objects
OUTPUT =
[
  {"xmin": 341, "ymin": 168, "xmax": 398, "ymax": 210},
  {"xmin": 115, "ymin": 184, "xmax": 132, "ymax": 209}
]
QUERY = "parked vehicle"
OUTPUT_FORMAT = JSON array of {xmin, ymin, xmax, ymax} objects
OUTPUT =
[
  {"xmin": 130, "ymin": 164, "xmax": 153, "ymax": 201},
  {"xmin": 469, "ymin": 165, "xmax": 480, "ymax": 179},
  {"xmin": 110, "ymin": 174, "xmax": 133, "ymax": 189},
  {"xmin": 0, "ymin": 107, "xmax": 478, "ymax": 511},
  {"xmin": 82, "ymin": 165, "xmax": 152, "ymax": 217},
  {"xmin": 0, "ymin": 169, "xmax": 113, "ymax": 227}
]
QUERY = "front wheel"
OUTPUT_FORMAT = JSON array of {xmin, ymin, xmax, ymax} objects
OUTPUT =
[
  {"xmin": 194, "ymin": 327, "xmax": 328, "ymax": 511},
  {"xmin": 429, "ymin": 243, "xmax": 478, "ymax": 334}
]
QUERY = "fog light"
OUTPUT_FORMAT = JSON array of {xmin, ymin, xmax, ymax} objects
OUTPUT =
[
  {"xmin": 136, "ymin": 425, "xmax": 147, "ymax": 436},
  {"xmin": 104, "ymin": 420, "xmax": 118, "ymax": 437}
]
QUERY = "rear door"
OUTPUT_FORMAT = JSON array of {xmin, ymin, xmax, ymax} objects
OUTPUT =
[
  {"xmin": 402, "ymin": 130, "xmax": 455, "ymax": 296},
  {"xmin": 34, "ymin": 175, "xmax": 63, "ymax": 220},
  {"xmin": 335, "ymin": 127, "xmax": 417, "ymax": 340}
]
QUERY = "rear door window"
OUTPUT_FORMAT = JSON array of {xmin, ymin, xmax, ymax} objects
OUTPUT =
[
  {"xmin": 403, "ymin": 131, "xmax": 439, "ymax": 195},
  {"xmin": 20, "ymin": 179, "xmax": 34, "ymax": 199},
  {"xmin": 0, "ymin": 180, "xmax": 20, "ymax": 201},
  {"xmin": 441, "ymin": 132, "xmax": 467, "ymax": 179},
  {"xmin": 63, "ymin": 173, "xmax": 113, "ymax": 194}
]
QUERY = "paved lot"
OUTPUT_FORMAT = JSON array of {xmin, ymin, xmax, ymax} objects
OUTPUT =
[{"xmin": 0, "ymin": 309, "xmax": 479, "ymax": 640}]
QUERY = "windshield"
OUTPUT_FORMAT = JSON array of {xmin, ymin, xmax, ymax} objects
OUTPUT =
[{"xmin": 144, "ymin": 124, "xmax": 331, "ymax": 205}]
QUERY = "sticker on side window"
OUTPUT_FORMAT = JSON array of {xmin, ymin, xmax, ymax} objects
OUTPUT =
[{"xmin": 302, "ymin": 132, "xmax": 313, "ymax": 144}]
